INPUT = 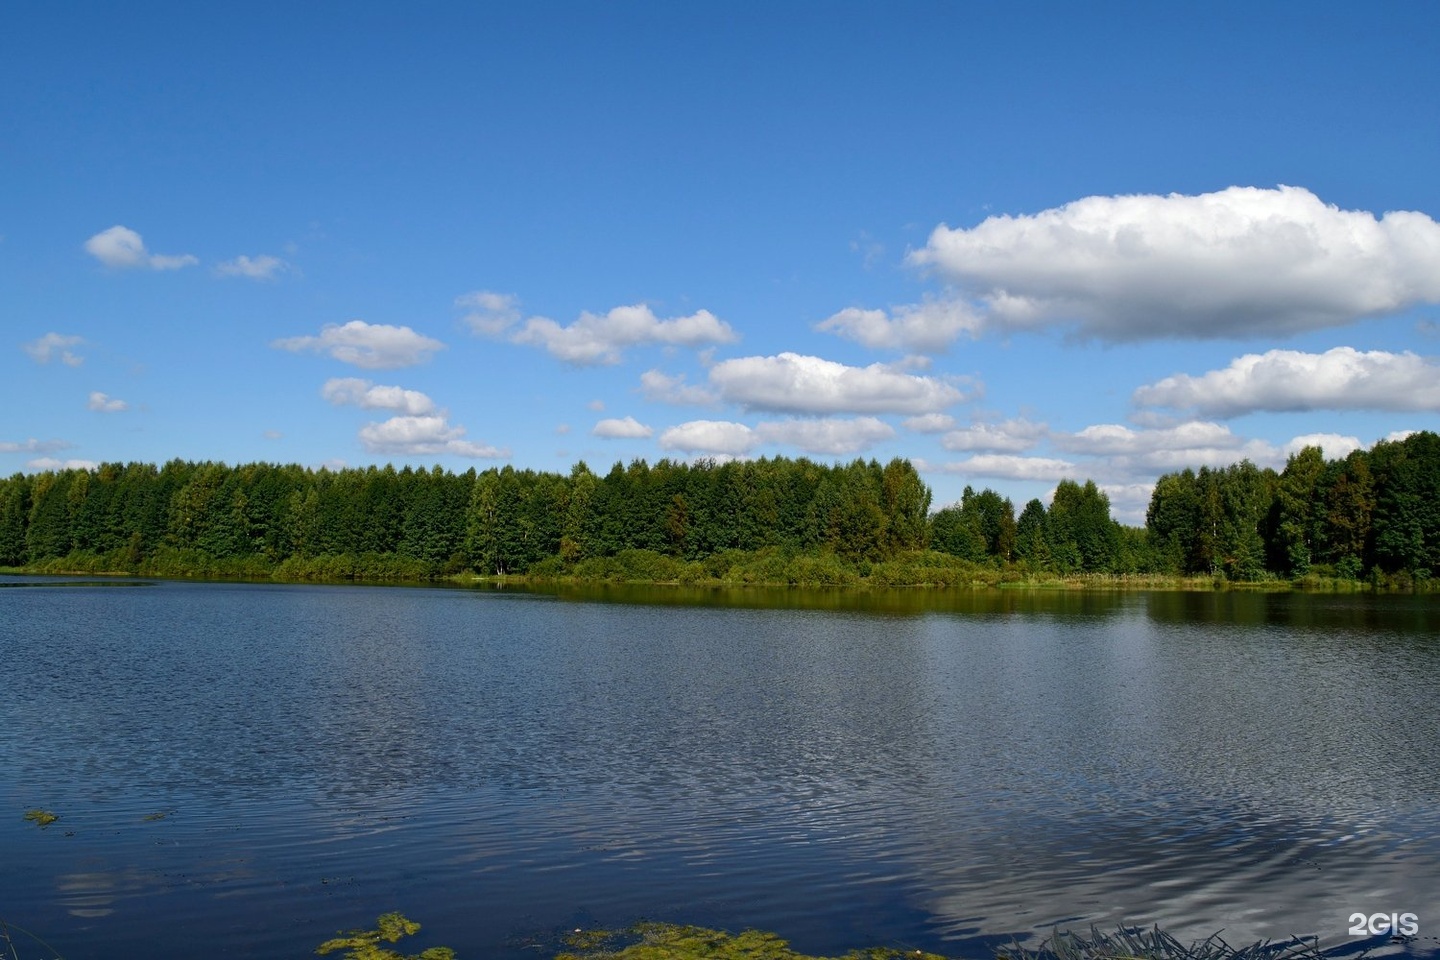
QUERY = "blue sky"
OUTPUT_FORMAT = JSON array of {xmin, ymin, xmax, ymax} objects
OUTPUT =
[{"xmin": 4, "ymin": 2, "xmax": 1439, "ymax": 522}]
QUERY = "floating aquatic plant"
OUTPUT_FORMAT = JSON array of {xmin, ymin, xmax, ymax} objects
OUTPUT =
[
  {"xmin": 22, "ymin": 810, "xmax": 58, "ymax": 828},
  {"xmin": 553, "ymin": 922, "xmax": 948, "ymax": 960},
  {"xmin": 316, "ymin": 912, "xmax": 454, "ymax": 960}
]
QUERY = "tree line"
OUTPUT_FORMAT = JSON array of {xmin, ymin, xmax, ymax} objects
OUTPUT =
[{"xmin": 2, "ymin": 430, "xmax": 1435, "ymax": 585}]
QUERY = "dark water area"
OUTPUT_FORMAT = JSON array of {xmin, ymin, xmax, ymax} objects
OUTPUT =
[{"xmin": 2, "ymin": 576, "xmax": 1438, "ymax": 959}]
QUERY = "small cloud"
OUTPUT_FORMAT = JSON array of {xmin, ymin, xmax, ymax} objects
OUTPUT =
[
  {"xmin": 658, "ymin": 420, "xmax": 757, "ymax": 457},
  {"xmin": 640, "ymin": 369, "xmax": 718, "ymax": 405},
  {"xmin": 272, "ymin": 320, "xmax": 445, "ymax": 369},
  {"xmin": 321, "ymin": 377, "xmax": 436, "ymax": 416},
  {"xmin": 87, "ymin": 391, "xmax": 128, "ymax": 413},
  {"xmin": 555, "ymin": 424, "xmax": 571, "ymax": 435},
  {"xmin": 592, "ymin": 416, "xmax": 654, "ymax": 439},
  {"xmin": 215, "ymin": 254, "xmax": 290, "ymax": 280},
  {"xmin": 918, "ymin": 454, "xmax": 1077, "ymax": 482},
  {"xmin": 658, "ymin": 416, "xmax": 895, "ymax": 457},
  {"xmin": 27, "ymin": 457, "xmax": 98, "ymax": 471},
  {"xmin": 587, "ymin": 399, "xmax": 606, "ymax": 412},
  {"xmin": 357, "ymin": 414, "xmax": 506, "ymax": 459},
  {"xmin": 456, "ymin": 290, "xmax": 522, "ymax": 336},
  {"xmin": 901, "ymin": 413, "xmax": 956, "ymax": 434},
  {"xmin": 1281, "ymin": 433, "xmax": 1363, "ymax": 460},
  {"xmin": 817, "ymin": 299, "xmax": 985, "ymax": 353},
  {"xmin": 939, "ymin": 418, "xmax": 1047, "ymax": 453},
  {"xmin": 263, "ymin": 430, "xmax": 283, "ymax": 440},
  {"xmin": 1134, "ymin": 347, "xmax": 1440, "ymax": 417},
  {"xmin": 84, "ymin": 225, "xmax": 197, "ymax": 271},
  {"xmin": 1, "ymin": 438, "xmax": 73, "ymax": 455},
  {"xmin": 23, "ymin": 332, "xmax": 85, "ymax": 366},
  {"xmin": 708, "ymin": 352, "xmax": 969, "ymax": 415},
  {"xmin": 511, "ymin": 304, "xmax": 738, "ymax": 365}
]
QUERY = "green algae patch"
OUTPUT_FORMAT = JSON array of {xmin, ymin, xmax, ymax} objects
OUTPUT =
[
  {"xmin": 22, "ymin": 809, "xmax": 58, "ymax": 828},
  {"xmin": 554, "ymin": 923, "xmax": 948, "ymax": 960},
  {"xmin": 316, "ymin": 912, "xmax": 455, "ymax": 960}
]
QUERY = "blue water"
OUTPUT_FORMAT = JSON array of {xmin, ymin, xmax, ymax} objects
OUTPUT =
[{"xmin": 2, "ymin": 577, "xmax": 1438, "ymax": 959}]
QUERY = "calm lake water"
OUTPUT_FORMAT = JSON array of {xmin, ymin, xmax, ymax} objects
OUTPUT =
[{"xmin": 2, "ymin": 576, "xmax": 1439, "ymax": 959}]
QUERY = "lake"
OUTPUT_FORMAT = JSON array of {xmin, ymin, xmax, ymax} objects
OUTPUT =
[{"xmin": 2, "ymin": 576, "xmax": 1438, "ymax": 959}]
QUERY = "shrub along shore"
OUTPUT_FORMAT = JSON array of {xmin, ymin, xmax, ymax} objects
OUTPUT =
[{"xmin": 3, "ymin": 431, "xmax": 1436, "ymax": 591}]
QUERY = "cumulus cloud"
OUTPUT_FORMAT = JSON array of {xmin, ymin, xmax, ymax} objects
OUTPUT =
[
  {"xmin": 817, "ymin": 299, "xmax": 985, "ymax": 352},
  {"xmin": 640, "ymin": 369, "xmax": 717, "ymax": 405},
  {"xmin": 902, "ymin": 413, "xmax": 956, "ymax": 433},
  {"xmin": 708, "ymin": 352, "xmax": 968, "ymax": 415},
  {"xmin": 272, "ymin": 320, "xmax": 445, "ymax": 369},
  {"xmin": 1, "ymin": 438, "xmax": 73, "ymax": 455},
  {"xmin": 1134, "ymin": 347, "xmax": 1440, "ymax": 417},
  {"xmin": 659, "ymin": 417, "xmax": 895, "ymax": 457},
  {"xmin": 215, "ymin": 254, "xmax": 290, "ymax": 280},
  {"xmin": 1054, "ymin": 420, "xmax": 1279, "ymax": 472},
  {"xmin": 1282, "ymin": 433, "xmax": 1364, "ymax": 459},
  {"xmin": 456, "ymin": 290, "xmax": 522, "ymax": 336},
  {"xmin": 907, "ymin": 186, "xmax": 1440, "ymax": 341},
  {"xmin": 512, "ymin": 304, "xmax": 738, "ymax": 365},
  {"xmin": 917, "ymin": 454, "xmax": 1077, "ymax": 482},
  {"xmin": 658, "ymin": 420, "xmax": 757, "ymax": 457},
  {"xmin": 24, "ymin": 332, "xmax": 84, "ymax": 366},
  {"xmin": 87, "ymin": 391, "xmax": 128, "ymax": 413},
  {"xmin": 939, "ymin": 418, "xmax": 1047, "ymax": 453},
  {"xmin": 84, "ymin": 225, "xmax": 197, "ymax": 271},
  {"xmin": 357, "ymin": 415, "xmax": 505, "ymax": 459},
  {"xmin": 27, "ymin": 457, "xmax": 99, "ymax": 472},
  {"xmin": 322, "ymin": 377, "xmax": 436, "ymax": 416},
  {"xmin": 592, "ymin": 416, "xmax": 654, "ymax": 439}
]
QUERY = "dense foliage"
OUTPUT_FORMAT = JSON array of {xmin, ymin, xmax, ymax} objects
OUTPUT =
[
  {"xmin": 3, "ymin": 431, "xmax": 1435, "ymax": 586},
  {"xmin": 1144, "ymin": 430, "xmax": 1440, "ymax": 585}
]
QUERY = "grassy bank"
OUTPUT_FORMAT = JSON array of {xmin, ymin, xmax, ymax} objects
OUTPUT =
[{"xmin": 4, "ymin": 544, "xmax": 1431, "ymax": 592}]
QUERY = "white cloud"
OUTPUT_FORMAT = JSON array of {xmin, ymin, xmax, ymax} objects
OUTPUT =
[
  {"xmin": 908, "ymin": 186, "xmax": 1440, "ymax": 341},
  {"xmin": 87, "ymin": 391, "xmax": 128, "ymax": 413},
  {"xmin": 902, "ymin": 413, "xmax": 956, "ymax": 434},
  {"xmin": 1282, "ymin": 433, "xmax": 1364, "ymax": 459},
  {"xmin": 817, "ymin": 299, "xmax": 985, "ymax": 352},
  {"xmin": 272, "ymin": 320, "xmax": 445, "ymax": 369},
  {"xmin": 357, "ymin": 415, "xmax": 506, "ymax": 459},
  {"xmin": 456, "ymin": 290, "xmax": 522, "ymax": 336},
  {"xmin": 23, "ymin": 332, "xmax": 84, "ymax": 366},
  {"xmin": 755, "ymin": 417, "xmax": 895, "ymax": 456},
  {"xmin": 511, "ymin": 304, "xmax": 738, "ymax": 365},
  {"xmin": 263, "ymin": 430, "xmax": 283, "ymax": 440},
  {"xmin": 215, "ymin": 254, "xmax": 289, "ymax": 280},
  {"xmin": 640, "ymin": 369, "xmax": 718, "ymax": 405},
  {"xmin": 1099, "ymin": 483, "xmax": 1162, "ymax": 526},
  {"xmin": 939, "ymin": 418, "xmax": 1047, "ymax": 453},
  {"xmin": 658, "ymin": 417, "xmax": 895, "ymax": 457},
  {"xmin": 1, "ymin": 438, "xmax": 73, "ymax": 454},
  {"xmin": 588, "ymin": 399, "xmax": 605, "ymax": 412},
  {"xmin": 708, "ymin": 352, "xmax": 968, "ymax": 415},
  {"xmin": 1134, "ymin": 347, "xmax": 1440, "ymax": 416},
  {"xmin": 322, "ymin": 377, "xmax": 436, "ymax": 416},
  {"xmin": 84, "ymin": 225, "xmax": 197, "ymax": 271},
  {"xmin": 1386, "ymin": 430, "xmax": 1418, "ymax": 443},
  {"xmin": 27, "ymin": 457, "xmax": 99, "ymax": 472},
  {"xmin": 592, "ymin": 416, "xmax": 654, "ymax": 439},
  {"xmin": 659, "ymin": 420, "xmax": 757, "ymax": 457},
  {"xmin": 918, "ymin": 454, "xmax": 1077, "ymax": 482},
  {"xmin": 1054, "ymin": 420, "xmax": 1280, "ymax": 472}
]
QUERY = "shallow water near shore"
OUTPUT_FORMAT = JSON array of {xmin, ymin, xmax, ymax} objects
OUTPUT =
[{"xmin": 3, "ymin": 575, "xmax": 1438, "ymax": 959}]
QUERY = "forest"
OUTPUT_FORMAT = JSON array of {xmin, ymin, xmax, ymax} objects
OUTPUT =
[{"xmin": 2, "ymin": 430, "xmax": 1436, "ymax": 587}]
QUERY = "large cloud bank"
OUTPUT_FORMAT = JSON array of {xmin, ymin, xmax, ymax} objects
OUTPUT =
[
  {"xmin": 824, "ymin": 187, "xmax": 1440, "ymax": 349},
  {"xmin": 1134, "ymin": 347, "xmax": 1440, "ymax": 416}
]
